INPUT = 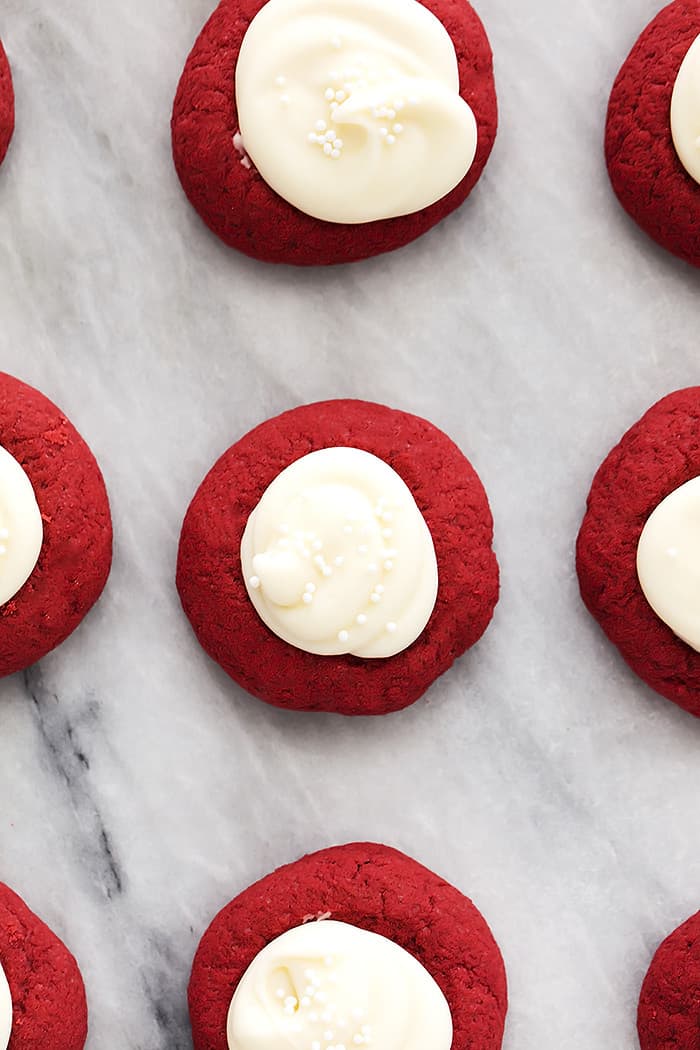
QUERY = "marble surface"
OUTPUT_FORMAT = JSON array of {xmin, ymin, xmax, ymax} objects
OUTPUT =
[{"xmin": 0, "ymin": 0, "xmax": 698, "ymax": 1046}]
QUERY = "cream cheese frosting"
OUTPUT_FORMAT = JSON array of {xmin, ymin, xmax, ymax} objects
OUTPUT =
[
  {"xmin": 240, "ymin": 447, "xmax": 438, "ymax": 658},
  {"xmin": 0, "ymin": 445, "xmax": 43, "ymax": 607},
  {"xmin": 0, "ymin": 960, "xmax": 11, "ymax": 1050},
  {"xmin": 637, "ymin": 476, "xmax": 700, "ymax": 651},
  {"xmin": 670, "ymin": 33, "xmax": 700, "ymax": 185},
  {"xmin": 234, "ymin": 0, "xmax": 478, "ymax": 223},
  {"xmin": 226, "ymin": 920, "xmax": 453, "ymax": 1050}
]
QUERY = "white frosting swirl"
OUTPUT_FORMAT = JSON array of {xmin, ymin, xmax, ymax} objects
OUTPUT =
[
  {"xmin": 0, "ymin": 445, "xmax": 43, "ymax": 606},
  {"xmin": 637, "ymin": 476, "xmax": 700, "ymax": 651},
  {"xmin": 671, "ymin": 33, "xmax": 700, "ymax": 185},
  {"xmin": 240, "ymin": 447, "xmax": 438, "ymax": 658},
  {"xmin": 0, "ymin": 960, "xmax": 11, "ymax": 1050},
  {"xmin": 226, "ymin": 920, "xmax": 453, "ymax": 1050},
  {"xmin": 235, "ymin": 0, "xmax": 478, "ymax": 223}
]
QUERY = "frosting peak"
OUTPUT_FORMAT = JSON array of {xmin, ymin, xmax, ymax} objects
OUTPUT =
[{"xmin": 235, "ymin": 0, "xmax": 478, "ymax": 223}]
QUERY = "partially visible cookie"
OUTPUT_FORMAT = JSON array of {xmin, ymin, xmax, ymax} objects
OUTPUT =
[
  {"xmin": 177, "ymin": 399, "xmax": 499, "ymax": 715},
  {"xmin": 638, "ymin": 910, "xmax": 700, "ymax": 1050},
  {"xmin": 0, "ymin": 372, "xmax": 113, "ymax": 677},
  {"xmin": 605, "ymin": 1, "xmax": 700, "ymax": 267},
  {"xmin": 171, "ymin": 0, "xmax": 497, "ymax": 265},
  {"xmin": 0, "ymin": 41, "xmax": 13, "ymax": 167},
  {"xmin": 188, "ymin": 842, "xmax": 508, "ymax": 1050},
  {"xmin": 576, "ymin": 387, "xmax": 700, "ymax": 715},
  {"xmin": 0, "ymin": 882, "xmax": 88, "ymax": 1049}
]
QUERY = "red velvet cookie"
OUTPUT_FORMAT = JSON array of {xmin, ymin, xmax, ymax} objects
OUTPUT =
[
  {"xmin": 638, "ymin": 910, "xmax": 700, "ymax": 1050},
  {"xmin": 176, "ymin": 399, "xmax": 498, "ymax": 715},
  {"xmin": 0, "ymin": 41, "xmax": 13, "ymax": 167},
  {"xmin": 0, "ymin": 372, "xmax": 112, "ymax": 677},
  {"xmin": 576, "ymin": 387, "xmax": 700, "ymax": 716},
  {"xmin": 605, "ymin": 0, "xmax": 700, "ymax": 268},
  {"xmin": 189, "ymin": 842, "xmax": 507, "ymax": 1050},
  {"xmin": 171, "ymin": 0, "xmax": 497, "ymax": 265},
  {"xmin": 0, "ymin": 882, "xmax": 88, "ymax": 1049}
]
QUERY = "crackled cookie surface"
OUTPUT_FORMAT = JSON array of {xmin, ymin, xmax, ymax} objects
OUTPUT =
[
  {"xmin": 0, "ymin": 883, "xmax": 88, "ymax": 1049},
  {"xmin": 0, "ymin": 372, "xmax": 112, "ymax": 678},
  {"xmin": 0, "ymin": 41, "xmax": 13, "ymax": 167},
  {"xmin": 171, "ymin": 0, "xmax": 497, "ymax": 264},
  {"xmin": 606, "ymin": 0, "xmax": 700, "ymax": 267},
  {"xmin": 188, "ymin": 843, "xmax": 507, "ymax": 1050},
  {"xmin": 177, "ymin": 399, "xmax": 498, "ymax": 715},
  {"xmin": 638, "ymin": 910, "xmax": 700, "ymax": 1050},
  {"xmin": 577, "ymin": 387, "xmax": 700, "ymax": 715}
]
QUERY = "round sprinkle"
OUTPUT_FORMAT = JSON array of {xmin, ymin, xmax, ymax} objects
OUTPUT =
[
  {"xmin": 375, "ymin": 585, "xmax": 385, "ymax": 594},
  {"xmin": 330, "ymin": 101, "xmax": 339, "ymax": 110},
  {"xmin": 322, "ymin": 565, "xmax": 333, "ymax": 576},
  {"xmin": 386, "ymin": 135, "xmax": 396, "ymax": 145},
  {"xmin": 334, "ymin": 556, "xmax": 344, "ymax": 566},
  {"xmin": 280, "ymin": 94, "xmax": 290, "ymax": 104},
  {"xmin": 284, "ymin": 996, "xmax": 297, "ymax": 1007},
  {"xmin": 275, "ymin": 75, "xmax": 286, "ymax": 86},
  {"xmin": 249, "ymin": 575, "xmax": 261, "ymax": 589},
  {"xmin": 335, "ymin": 90, "xmax": 346, "ymax": 101},
  {"xmin": 331, "ymin": 149, "xmax": 341, "ymax": 158},
  {"xmin": 356, "ymin": 614, "xmax": 367, "ymax": 625},
  {"xmin": 384, "ymin": 560, "xmax": 394, "ymax": 571},
  {"xmin": 315, "ymin": 119, "xmax": 328, "ymax": 132},
  {"xmin": 379, "ymin": 127, "xmax": 388, "ymax": 137},
  {"xmin": 368, "ymin": 563, "xmax": 378, "ymax": 573},
  {"xmin": 303, "ymin": 593, "xmax": 313, "ymax": 604},
  {"xmin": 323, "ymin": 143, "xmax": 333, "ymax": 155},
  {"xmin": 334, "ymin": 139, "xmax": 344, "ymax": 149},
  {"xmin": 308, "ymin": 132, "xmax": 318, "ymax": 143},
  {"xmin": 393, "ymin": 123, "xmax": 404, "ymax": 134},
  {"xmin": 371, "ymin": 594, "xmax": 381, "ymax": 604},
  {"xmin": 353, "ymin": 1038, "xmax": 364, "ymax": 1046},
  {"xmin": 325, "ymin": 87, "xmax": 335, "ymax": 101},
  {"xmin": 394, "ymin": 98, "xmax": 405, "ymax": 109},
  {"xmin": 276, "ymin": 988, "xmax": 285, "ymax": 998},
  {"xmin": 338, "ymin": 630, "xmax": 349, "ymax": 643},
  {"xmin": 0, "ymin": 528, "xmax": 8, "ymax": 539},
  {"xmin": 305, "ymin": 583, "xmax": 316, "ymax": 593},
  {"xmin": 325, "ymin": 130, "xmax": 336, "ymax": 141},
  {"xmin": 386, "ymin": 622, "xmax": 397, "ymax": 633}
]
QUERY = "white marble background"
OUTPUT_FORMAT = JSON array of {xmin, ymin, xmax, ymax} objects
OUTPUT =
[{"xmin": 0, "ymin": 0, "xmax": 698, "ymax": 1046}]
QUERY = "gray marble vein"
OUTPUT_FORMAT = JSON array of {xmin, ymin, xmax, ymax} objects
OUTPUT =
[{"xmin": 0, "ymin": 0, "xmax": 699, "ymax": 1046}]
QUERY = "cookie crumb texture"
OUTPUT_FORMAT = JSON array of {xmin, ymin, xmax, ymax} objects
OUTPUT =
[
  {"xmin": 171, "ymin": 0, "xmax": 497, "ymax": 265},
  {"xmin": 0, "ymin": 372, "xmax": 112, "ymax": 677},
  {"xmin": 0, "ymin": 883, "xmax": 88, "ymax": 1049},
  {"xmin": 177, "ymin": 399, "xmax": 499, "ymax": 715},
  {"xmin": 0, "ymin": 41, "xmax": 13, "ymax": 167},
  {"xmin": 576, "ymin": 387, "xmax": 700, "ymax": 716},
  {"xmin": 188, "ymin": 842, "xmax": 507, "ymax": 1050},
  {"xmin": 638, "ymin": 910, "xmax": 700, "ymax": 1050},
  {"xmin": 605, "ymin": 0, "xmax": 700, "ymax": 268}
]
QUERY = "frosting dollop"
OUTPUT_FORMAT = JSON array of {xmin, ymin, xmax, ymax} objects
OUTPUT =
[
  {"xmin": 0, "ymin": 445, "xmax": 43, "ymax": 606},
  {"xmin": 234, "ymin": 0, "xmax": 478, "ymax": 223},
  {"xmin": 671, "ymin": 33, "xmax": 700, "ymax": 185},
  {"xmin": 0, "ymin": 960, "xmax": 11, "ymax": 1050},
  {"xmin": 240, "ymin": 447, "xmax": 438, "ymax": 658},
  {"xmin": 226, "ymin": 920, "xmax": 453, "ymax": 1050},
  {"xmin": 637, "ymin": 476, "xmax": 700, "ymax": 651}
]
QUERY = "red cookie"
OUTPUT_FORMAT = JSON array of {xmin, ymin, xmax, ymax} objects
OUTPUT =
[
  {"xmin": 605, "ymin": 0, "xmax": 700, "ymax": 268},
  {"xmin": 0, "ymin": 882, "xmax": 88, "ymax": 1049},
  {"xmin": 0, "ymin": 372, "xmax": 112, "ymax": 677},
  {"xmin": 189, "ymin": 842, "xmax": 507, "ymax": 1050},
  {"xmin": 171, "ymin": 0, "xmax": 497, "ymax": 266},
  {"xmin": 177, "ymin": 399, "xmax": 498, "ymax": 716},
  {"xmin": 0, "ymin": 41, "xmax": 13, "ymax": 167},
  {"xmin": 576, "ymin": 387, "xmax": 700, "ymax": 716},
  {"xmin": 638, "ymin": 910, "xmax": 700, "ymax": 1050}
]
